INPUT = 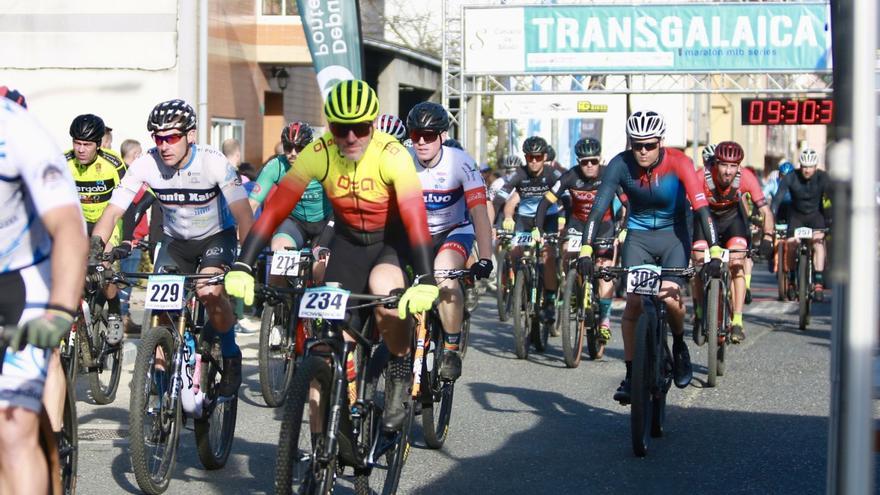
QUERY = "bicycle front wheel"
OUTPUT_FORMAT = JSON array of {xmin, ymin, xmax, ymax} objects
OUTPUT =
[
  {"xmin": 274, "ymin": 356, "xmax": 334, "ymax": 495},
  {"xmin": 631, "ymin": 313, "xmax": 656, "ymax": 458},
  {"xmin": 86, "ymin": 316, "xmax": 122, "ymax": 404},
  {"xmin": 194, "ymin": 341, "xmax": 238, "ymax": 470},
  {"xmin": 129, "ymin": 327, "xmax": 181, "ymax": 495},
  {"xmin": 560, "ymin": 269, "xmax": 584, "ymax": 368},
  {"xmin": 798, "ymin": 251, "xmax": 811, "ymax": 330},
  {"xmin": 496, "ymin": 256, "xmax": 511, "ymax": 322},
  {"xmin": 259, "ymin": 301, "xmax": 297, "ymax": 407},
  {"xmin": 776, "ymin": 243, "xmax": 787, "ymax": 301},
  {"xmin": 512, "ymin": 269, "xmax": 530, "ymax": 359},
  {"xmin": 59, "ymin": 378, "xmax": 78, "ymax": 495},
  {"xmin": 705, "ymin": 278, "xmax": 721, "ymax": 388},
  {"xmin": 421, "ymin": 320, "xmax": 454, "ymax": 449}
]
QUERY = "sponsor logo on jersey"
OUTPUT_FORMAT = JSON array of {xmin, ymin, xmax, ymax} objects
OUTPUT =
[
  {"xmin": 154, "ymin": 188, "xmax": 220, "ymax": 205},
  {"xmin": 336, "ymin": 175, "xmax": 375, "ymax": 193},
  {"xmin": 42, "ymin": 165, "xmax": 65, "ymax": 185}
]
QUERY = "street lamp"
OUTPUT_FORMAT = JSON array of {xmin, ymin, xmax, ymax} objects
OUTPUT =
[{"xmin": 271, "ymin": 66, "xmax": 290, "ymax": 91}]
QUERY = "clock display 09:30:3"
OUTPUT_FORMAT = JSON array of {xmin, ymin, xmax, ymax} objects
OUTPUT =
[{"xmin": 740, "ymin": 98, "xmax": 834, "ymax": 125}]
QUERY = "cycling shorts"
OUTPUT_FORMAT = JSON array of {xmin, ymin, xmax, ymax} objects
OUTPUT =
[
  {"xmin": 0, "ymin": 259, "xmax": 52, "ymax": 413},
  {"xmin": 153, "ymin": 228, "xmax": 237, "ymax": 274},
  {"xmin": 272, "ymin": 216, "xmax": 330, "ymax": 249},
  {"xmin": 565, "ymin": 218, "xmax": 614, "ymax": 259},
  {"xmin": 787, "ymin": 210, "xmax": 826, "ymax": 238},
  {"xmin": 431, "ymin": 224, "xmax": 475, "ymax": 261},
  {"xmin": 514, "ymin": 213, "xmax": 558, "ymax": 234},
  {"xmin": 622, "ymin": 229, "xmax": 690, "ymax": 287},
  {"xmin": 693, "ymin": 208, "xmax": 749, "ymax": 251}
]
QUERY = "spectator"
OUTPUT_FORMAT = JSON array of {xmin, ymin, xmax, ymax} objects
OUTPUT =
[
  {"xmin": 118, "ymin": 139, "xmax": 148, "ymax": 334},
  {"xmin": 102, "ymin": 126, "xmax": 113, "ymax": 149}
]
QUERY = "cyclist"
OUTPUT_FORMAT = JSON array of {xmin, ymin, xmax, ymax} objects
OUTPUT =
[
  {"xmin": 406, "ymin": 101, "xmax": 493, "ymax": 381},
  {"xmin": 89, "ymin": 99, "xmax": 254, "ymax": 396},
  {"xmin": 0, "ymin": 91, "xmax": 88, "ymax": 494},
  {"xmin": 535, "ymin": 137, "xmax": 623, "ymax": 352},
  {"xmin": 66, "ymin": 114, "xmax": 132, "ymax": 345},
  {"xmin": 488, "ymin": 155, "xmax": 522, "ymax": 225},
  {"xmin": 225, "ymin": 79, "xmax": 438, "ymax": 432},
  {"xmin": 493, "ymin": 136, "xmax": 563, "ymax": 322},
  {"xmin": 690, "ymin": 141, "xmax": 774, "ymax": 343},
  {"xmin": 771, "ymin": 148, "xmax": 832, "ymax": 301},
  {"xmin": 576, "ymin": 110, "xmax": 722, "ymax": 403},
  {"xmin": 375, "ymin": 113, "xmax": 407, "ymax": 142}
]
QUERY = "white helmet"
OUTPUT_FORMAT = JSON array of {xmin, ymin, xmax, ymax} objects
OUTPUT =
[
  {"xmin": 799, "ymin": 148, "xmax": 819, "ymax": 167},
  {"xmin": 701, "ymin": 144, "xmax": 717, "ymax": 165},
  {"xmin": 375, "ymin": 113, "xmax": 407, "ymax": 140},
  {"xmin": 626, "ymin": 110, "xmax": 666, "ymax": 140}
]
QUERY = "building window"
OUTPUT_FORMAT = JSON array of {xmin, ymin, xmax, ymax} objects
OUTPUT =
[
  {"xmin": 261, "ymin": 0, "xmax": 298, "ymax": 16},
  {"xmin": 211, "ymin": 118, "xmax": 246, "ymax": 156}
]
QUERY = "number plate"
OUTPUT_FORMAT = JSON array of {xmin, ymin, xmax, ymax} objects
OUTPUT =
[
  {"xmin": 145, "ymin": 275, "xmax": 185, "ymax": 310},
  {"xmin": 774, "ymin": 224, "xmax": 788, "ymax": 231},
  {"xmin": 298, "ymin": 286, "xmax": 351, "ymax": 320},
  {"xmin": 270, "ymin": 249, "xmax": 302, "ymax": 276},
  {"xmin": 703, "ymin": 249, "xmax": 731, "ymax": 263},
  {"xmin": 626, "ymin": 265, "xmax": 661, "ymax": 296},
  {"xmin": 566, "ymin": 235, "xmax": 582, "ymax": 253},
  {"xmin": 794, "ymin": 227, "xmax": 813, "ymax": 239},
  {"xmin": 513, "ymin": 232, "xmax": 534, "ymax": 246}
]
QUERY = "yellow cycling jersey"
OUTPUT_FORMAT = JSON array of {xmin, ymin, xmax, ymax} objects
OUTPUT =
[{"xmin": 66, "ymin": 147, "xmax": 127, "ymax": 224}]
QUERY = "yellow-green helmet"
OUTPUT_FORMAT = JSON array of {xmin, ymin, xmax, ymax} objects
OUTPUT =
[{"xmin": 323, "ymin": 79, "xmax": 380, "ymax": 124}]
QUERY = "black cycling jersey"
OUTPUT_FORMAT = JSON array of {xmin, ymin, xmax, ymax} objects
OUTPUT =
[
  {"xmin": 535, "ymin": 166, "xmax": 626, "ymax": 232},
  {"xmin": 770, "ymin": 168, "xmax": 831, "ymax": 216},
  {"xmin": 492, "ymin": 165, "xmax": 562, "ymax": 218}
]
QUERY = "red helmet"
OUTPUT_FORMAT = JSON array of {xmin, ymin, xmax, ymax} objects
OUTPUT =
[{"xmin": 713, "ymin": 141, "xmax": 744, "ymax": 164}]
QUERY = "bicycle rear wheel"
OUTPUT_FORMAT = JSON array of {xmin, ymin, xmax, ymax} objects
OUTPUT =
[
  {"xmin": 496, "ymin": 256, "xmax": 511, "ymax": 322},
  {"xmin": 129, "ymin": 327, "xmax": 181, "ymax": 495},
  {"xmin": 421, "ymin": 319, "xmax": 454, "ymax": 449},
  {"xmin": 259, "ymin": 300, "xmax": 297, "ymax": 407},
  {"xmin": 194, "ymin": 341, "xmax": 238, "ymax": 470},
  {"xmin": 274, "ymin": 356, "xmax": 334, "ymax": 495},
  {"xmin": 512, "ymin": 269, "xmax": 530, "ymax": 359},
  {"xmin": 560, "ymin": 269, "xmax": 584, "ymax": 368},
  {"xmin": 798, "ymin": 251, "xmax": 810, "ymax": 330},
  {"xmin": 705, "ymin": 278, "xmax": 721, "ymax": 388},
  {"xmin": 86, "ymin": 315, "xmax": 122, "ymax": 404},
  {"xmin": 631, "ymin": 313, "xmax": 656, "ymax": 458}
]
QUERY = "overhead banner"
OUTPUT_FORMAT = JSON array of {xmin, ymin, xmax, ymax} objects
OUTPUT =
[
  {"xmin": 296, "ymin": 0, "xmax": 364, "ymax": 99},
  {"xmin": 464, "ymin": 3, "xmax": 831, "ymax": 74}
]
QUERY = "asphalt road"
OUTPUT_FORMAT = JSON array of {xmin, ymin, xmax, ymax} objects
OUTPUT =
[{"xmin": 74, "ymin": 271, "xmax": 838, "ymax": 494}]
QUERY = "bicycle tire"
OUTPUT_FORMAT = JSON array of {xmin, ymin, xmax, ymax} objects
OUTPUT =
[
  {"xmin": 459, "ymin": 310, "xmax": 471, "ymax": 360},
  {"xmin": 464, "ymin": 281, "xmax": 480, "ymax": 314},
  {"xmin": 421, "ymin": 318, "xmax": 454, "ymax": 449},
  {"xmin": 87, "ymin": 334, "xmax": 122, "ymax": 405},
  {"xmin": 777, "ymin": 243, "xmax": 787, "ymax": 301},
  {"xmin": 129, "ymin": 327, "xmax": 181, "ymax": 495},
  {"xmin": 195, "ymin": 341, "xmax": 238, "ymax": 470},
  {"xmin": 59, "ymin": 379, "xmax": 78, "ymax": 495},
  {"xmin": 512, "ymin": 269, "xmax": 530, "ymax": 359},
  {"xmin": 274, "ymin": 356, "xmax": 333, "ymax": 495},
  {"xmin": 560, "ymin": 269, "xmax": 584, "ymax": 368},
  {"xmin": 259, "ymin": 301, "xmax": 296, "ymax": 407},
  {"xmin": 798, "ymin": 250, "xmax": 810, "ymax": 330},
  {"xmin": 631, "ymin": 313, "xmax": 655, "ymax": 458},
  {"xmin": 496, "ymin": 255, "xmax": 511, "ymax": 322},
  {"xmin": 705, "ymin": 278, "xmax": 721, "ymax": 388}
]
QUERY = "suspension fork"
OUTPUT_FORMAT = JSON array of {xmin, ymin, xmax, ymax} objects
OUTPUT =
[{"xmin": 319, "ymin": 337, "xmax": 352, "ymax": 463}]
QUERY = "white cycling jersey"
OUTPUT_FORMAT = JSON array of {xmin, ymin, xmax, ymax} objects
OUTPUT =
[
  {"xmin": 110, "ymin": 144, "xmax": 247, "ymax": 240},
  {"xmin": 0, "ymin": 100, "xmax": 81, "ymax": 273},
  {"xmin": 410, "ymin": 145, "xmax": 487, "ymax": 235}
]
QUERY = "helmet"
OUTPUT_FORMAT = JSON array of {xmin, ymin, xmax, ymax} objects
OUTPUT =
[
  {"xmin": 574, "ymin": 137, "xmax": 601, "ymax": 159},
  {"xmin": 701, "ymin": 144, "xmax": 717, "ymax": 164},
  {"xmin": 522, "ymin": 136, "xmax": 549, "ymax": 155},
  {"xmin": 324, "ymin": 79, "xmax": 379, "ymax": 124},
  {"xmin": 375, "ymin": 114, "xmax": 407, "ymax": 140},
  {"xmin": 0, "ymin": 86, "xmax": 26, "ymax": 109},
  {"xmin": 281, "ymin": 121, "xmax": 314, "ymax": 152},
  {"xmin": 546, "ymin": 145, "xmax": 556, "ymax": 162},
  {"xmin": 147, "ymin": 99, "xmax": 196, "ymax": 133},
  {"xmin": 69, "ymin": 114, "xmax": 106, "ymax": 143},
  {"xmin": 799, "ymin": 148, "xmax": 819, "ymax": 167},
  {"xmin": 502, "ymin": 155, "xmax": 524, "ymax": 170},
  {"xmin": 402, "ymin": 138, "xmax": 413, "ymax": 148},
  {"xmin": 713, "ymin": 141, "xmax": 744, "ymax": 164},
  {"xmin": 406, "ymin": 102, "xmax": 449, "ymax": 133},
  {"xmin": 626, "ymin": 110, "xmax": 666, "ymax": 139},
  {"xmin": 443, "ymin": 138, "xmax": 463, "ymax": 150},
  {"xmin": 779, "ymin": 161, "xmax": 795, "ymax": 175}
]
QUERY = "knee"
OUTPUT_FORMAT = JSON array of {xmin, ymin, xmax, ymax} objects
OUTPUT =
[
  {"xmin": 438, "ymin": 283, "xmax": 461, "ymax": 304},
  {"xmin": 198, "ymin": 286, "xmax": 224, "ymax": 306}
]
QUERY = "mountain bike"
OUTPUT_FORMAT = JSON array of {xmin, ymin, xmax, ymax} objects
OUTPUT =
[
  {"xmin": 259, "ymin": 248, "xmax": 316, "ymax": 407},
  {"xmin": 494, "ymin": 231, "xmax": 515, "ymax": 322},
  {"xmin": 271, "ymin": 284, "xmax": 412, "ymax": 495},
  {"xmin": 792, "ymin": 227, "xmax": 828, "ymax": 330},
  {"xmin": 598, "ymin": 264, "xmax": 695, "ymax": 458},
  {"xmin": 511, "ymin": 232, "xmax": 558, "ymax": 359},
  {"xmin": 120, "ymin": 268, "xmax": 238, "ymax": 495},
  {"xmin": 773, "ymin": 224, "xmax": 789, "ymax": 301}
]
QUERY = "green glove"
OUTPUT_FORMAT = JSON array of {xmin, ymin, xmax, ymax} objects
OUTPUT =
[
  {"xmin": 225, "ymin": 262, "xmax": 255, "ymax": 306},
  {"xmin": 502, "ymin": 218, "xmax": 515, "ymax": 232},
  {"xmin": 530, "ymin": 227, "xmax": 541, "ymax": 244},
  {"xmin": 397, "ymin": 283, "xmax": 440, "ymax": 319},
  {"xmin": 557, "ymin": 216, "xmax": 566, "ymax": 230},
  {"xmin": 617, "ymin": 229, "xmax": 628, "ymax": 243},
  {"xmin": 13, "ymin": 309, "xmax": 74, "ymax": 350}
]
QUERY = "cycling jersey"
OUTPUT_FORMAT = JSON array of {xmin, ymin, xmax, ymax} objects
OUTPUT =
[
  {"xmin": 410, "ymin": 145, "xmax": 487, "ymax": 235},
  {"xmin": 770, "ymin": 168, "xmax": 831, "ymax": 217},
  {"xmin": 66, "ymin": 147, "xmax": 127, "ymax": 223},
  {"xmin": 538, "ymin": 166, "xmax": 621, "ymax": 227},
  {"xmin": 0, "ymin": 100, "xmax": 81, "ymax": 273},
  {"xmin": 241, "ymin": 131, "xmax": 433, "ymax": 278},
  {"xmin": 249, "ymin": 154, "xmax": 332, "ymax": 223},
  {"xmin": 109, "ymin": 144, "xmax": 247, "ymax": 240},
  {"xmin": 494, "ymin": 166, "xmax": 561, "ymax": 217},
  {"xmin": 487, "ymin": 175, "xmax": 508, "ymax": 202},
  {"xmin": 700, "ymin": 165, "xmax": 766, "ymax": 213},
  {"xmin": 583, "ymin": 147, "xmax": 717, "ymax": 246}
]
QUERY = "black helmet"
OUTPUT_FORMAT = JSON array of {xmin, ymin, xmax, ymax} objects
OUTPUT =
[
  {"xmin": 574, "ymin": 137, "xmax": 602, "ymax": 159},
  {"xmin": 522, "ymin": 136, "xmax": 548, "ymax": 155},
  {"xmin": 443, "ymin": 138, "xmax": 463, "ymax": 150},
  {"xmin": 406, "ymin": 102, "xmax": 449, "ymax": 133},
  {"xmin": 69, "ymin": 114, "xmax": 106, "ymax": 144},
  {"xmin": 546, "ymin": 145, "xmax": 556, "ymax": 162},
  {"xmin": 147, "ymin": 99, "xmax": 197, "ymax": 133},
  {"xmin": 281, "ymin": 121, "xmax": 314, "ymax": 152}
]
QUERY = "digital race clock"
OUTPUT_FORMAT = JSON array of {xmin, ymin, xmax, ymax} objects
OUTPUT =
[{"xmin": 741, "ymin": 98, "xmax": 834, "ymax": 125}]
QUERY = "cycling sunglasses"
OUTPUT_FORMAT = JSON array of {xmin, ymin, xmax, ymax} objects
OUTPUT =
[
  {"xmin": 578, "ymin": 158, "xmax": 600, "ymax": 166},
  {"xmin": 409, "ymin": 130, "xmax": 440, "ymax": 144},
  {"xmin": 631, "ymin": 141, "xmax": 660, "ymax": 152},
  {"xmin": 525, "ymin": 153, "xmax": 545, "ymax": 162},
  {"xmin": 153, "ymin": 133, "xmax": 186, "ymax": 146},
  {"xmin": 329, "ymin": 122, "xmax": 372, "ymax": 138}
]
